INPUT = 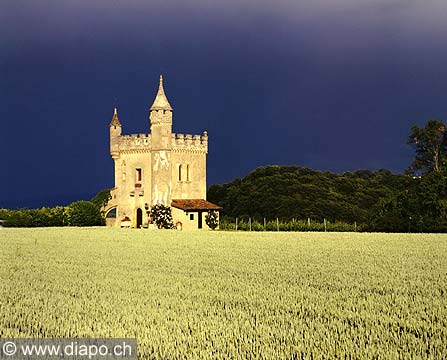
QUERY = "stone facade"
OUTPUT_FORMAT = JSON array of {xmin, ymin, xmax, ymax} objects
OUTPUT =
[{"xmin": 105, "ymin": 76, "xmax": 220, "ymax": 229}]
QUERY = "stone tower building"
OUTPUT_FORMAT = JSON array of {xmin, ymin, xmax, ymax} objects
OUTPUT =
[{"xmin": 106, "ymin": 76, "xmax": 220, "ymax": 229}]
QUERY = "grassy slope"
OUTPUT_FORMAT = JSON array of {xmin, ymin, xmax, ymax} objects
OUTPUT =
[{"xmin": 1, "ymin": 228, "xmax": 446, "ymax": 359}]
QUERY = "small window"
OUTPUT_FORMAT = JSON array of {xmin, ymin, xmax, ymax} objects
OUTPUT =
[
  {"xmin": 136, "ymin": 168, "xmax": 142, "ymax": 182},
  {"xmin": 190, "ymin": 214, "xmax": 194, "ymax": 220},
  {"xmin": 178, "ymin": 164, "xmax": 182, "ymax": 182},
  {"xmin": 122, "ymin": 172, "xmax": 126, "ymax": 181},
  {"xmin": 186, "ymin": 164, "xmax": 190, "ymax": 182}
]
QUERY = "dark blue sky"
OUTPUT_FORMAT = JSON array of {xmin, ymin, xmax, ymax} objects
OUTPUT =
[{"xmin": 2, "ymin": 0, "xmax": 447, "ymax": 208}]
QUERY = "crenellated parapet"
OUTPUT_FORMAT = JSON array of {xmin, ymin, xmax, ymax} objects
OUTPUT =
[
  {"xmin": 112, "ymin": 130, "xmax": 208, "ymax": 155},
  {"xmin": 118, "ymin": 133, "xmax": 152, "ymax": 153},
  {"xmin": 172, "ymin": 131, "xmax": 208, "ymax": 154}
]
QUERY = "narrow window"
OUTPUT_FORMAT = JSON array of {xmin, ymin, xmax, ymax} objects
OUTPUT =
[
  {"xmin": 186, "ymin": 164, "xmax": 190, "ymax": 181},
  {"xmin": 178, "ymin": 164, "xmax": 182, "ymax": 182},
  {"xmin": 190, "ymin": 213, "xmax": 194, "ymax": 220},
  {"xmin": 122, "ymin": 172, "xmax": 126, "ymax": 181},
  {"xmin": 136, "ymin": 168, "xmax": 142, "ymax": 182}
]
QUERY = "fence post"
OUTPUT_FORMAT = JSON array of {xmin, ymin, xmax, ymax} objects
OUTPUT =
[
  {"xmin": 354, "ymin": 221, "xmax": 357, "ymax": 232},
  {"xmin": 308, "ymin": 217, "xmax": 311, "ymax": 227},
  {"xmin": 249, "ymin": 217, "xmax": 252, "ymax": 231},
  {"xmin": 236, "ymin": 217, "xmax": 238, "ymax": 231},
  {"xmin": 263, "ymin": 218, "xmax": 266, "ymax": 231},
  {"xmin": 324, "ymin": 218, "xmax": 327, "ymax": 232},
  {"xmin": 276, "ymin": 217, "xmax": 279, "ymax": 232}
]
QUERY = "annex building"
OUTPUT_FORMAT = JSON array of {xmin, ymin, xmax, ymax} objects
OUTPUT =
[{"xmin": 105, "ymin": 76, "xmax": 221, "ymax": 229}]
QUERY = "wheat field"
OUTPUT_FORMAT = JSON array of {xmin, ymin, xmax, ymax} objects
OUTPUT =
[{"xmin": 1, "ymin": 228, "xmax": 446, "ymax": 359}]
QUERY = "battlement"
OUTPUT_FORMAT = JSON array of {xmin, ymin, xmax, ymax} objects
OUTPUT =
[
  {"xmin": 119, "ymin": 133, "xmax": 151, "ymax": 152},
  {"xmin": 172, "ymin": 132, "xmax": 208, "ymax": 153},
  {"xmin": 112, "ymin": 130, "xmax": 208, "ymax": 155}
]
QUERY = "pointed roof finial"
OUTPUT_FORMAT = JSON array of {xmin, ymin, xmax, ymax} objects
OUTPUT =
[
  {"xmin": 109, "ymin": 107, "xmax": 121, "ymax": 127},
  {"xmin": 150, "ymin": 74, "xmax": 173, "ymax": 111}
]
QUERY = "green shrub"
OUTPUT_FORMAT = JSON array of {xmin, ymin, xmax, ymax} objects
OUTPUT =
[
  {"xmin": 219, "ymin": 220, "xmax": 236, "ymax": 231},
  {"xmin": 150, "ymin": 204, "xmax": 174, "ymax": 229},
  {"xmin": 251, "ymin": 221, "xmax": 264, "ymax": 231},
  {"xmin": 0, "ymin": 207, "xmax": 68, "ymax": 227},
  {"xmin": 2, "ymin": 210, "xmax": 33, "ymax": 227},
  {"xmin": 67, "ymin": 201, "xmax": 104, "ymax": 226},
  {"xmin": 205, "ymin": 210, "xmax": 219, "ymax": 230}
]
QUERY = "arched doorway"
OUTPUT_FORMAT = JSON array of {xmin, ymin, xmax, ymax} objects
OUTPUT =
[{"xmin": 136, "ymin": 208, "xmax": 143, "ymax": 228}]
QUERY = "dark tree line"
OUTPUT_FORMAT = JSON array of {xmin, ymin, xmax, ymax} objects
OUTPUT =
[
  {"xmin": 208, "ymin": 119, "xmax": 447, "ymax": 232},
  {"xmin": 0, "ymin": 191, "xmax": 110, "ymax": 227},
  {"xmin": 374, "ymin": 119, "xmax": 447, "ymax": 232},
  {"xmin": 208, "ymin": 166, "xmax": 407, "ymax": 225}
]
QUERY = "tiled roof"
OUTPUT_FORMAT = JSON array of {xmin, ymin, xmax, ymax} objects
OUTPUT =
[{"xmin": 171, "ymin": 199, "xmax": 222, "ymax": 211}]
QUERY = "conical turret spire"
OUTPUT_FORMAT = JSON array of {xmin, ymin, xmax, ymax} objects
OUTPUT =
[
  {"xmin": 150, "ymin": 75, "xmax": 173, "ymax": 111},
  {"xmin": 109, "ymin": 107, "xmax": 121, "ymax": 127}
]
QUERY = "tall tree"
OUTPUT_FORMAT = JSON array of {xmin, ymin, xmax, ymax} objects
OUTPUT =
[
  {"xmin": 371, "ymin": 172, "xmax": 447, "ymax": 232},
  {"xmin": 407, "ymin": 120, "xmax": 447, "ymax": 175}
]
